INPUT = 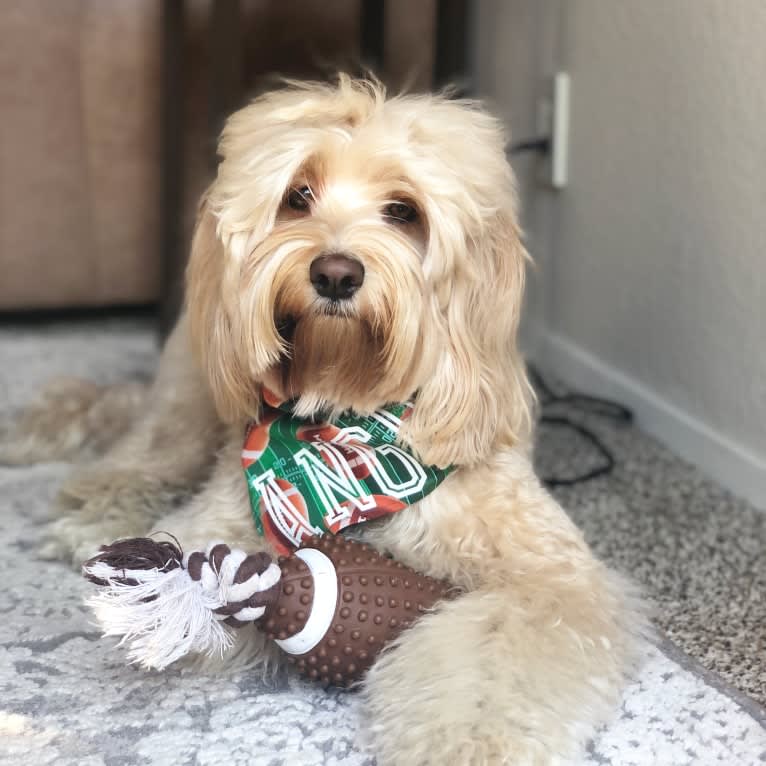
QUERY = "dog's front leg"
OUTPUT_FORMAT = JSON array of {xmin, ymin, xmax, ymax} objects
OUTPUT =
[
  {"xmin": 361, "ymin": 453, "xmax": 646, "ymax": 766},
  {"xmin": 40, "ymin": 315, "xmax": 225, "ymax": 565}
]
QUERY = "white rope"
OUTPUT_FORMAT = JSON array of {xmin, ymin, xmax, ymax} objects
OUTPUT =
[{"xmin": 83, "ymin": 541, "xmax": 282, "ymax": 670}]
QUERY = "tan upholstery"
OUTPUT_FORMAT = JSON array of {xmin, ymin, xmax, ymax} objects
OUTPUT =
[{"xmin": 0, "ymin": 0, "xmax": 162, "ymax": 309}]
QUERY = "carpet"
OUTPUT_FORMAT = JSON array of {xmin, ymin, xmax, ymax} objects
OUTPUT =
[{"xmin": 1, "ymin": 318, "xmax": 764, "ymax": 765}]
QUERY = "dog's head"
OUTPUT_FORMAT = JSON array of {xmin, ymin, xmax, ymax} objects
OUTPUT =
[{"xmin": 187, "ymin": 76, "xmax": 532, "ymax": 467}]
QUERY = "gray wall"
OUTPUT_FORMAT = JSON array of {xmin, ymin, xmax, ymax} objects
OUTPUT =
[
  {"xmin": 474, "ymin": 1, "xmax": 766, "ymax": 507},
  {"xmin": 473, "ymin": 0, "xmax": 561, "ymax": 338}
]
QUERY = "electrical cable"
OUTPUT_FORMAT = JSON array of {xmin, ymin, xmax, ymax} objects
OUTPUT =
[
  {"xmin": 506, "ymin": 137, "xmax": 633, "ymax": 487},
  {"xmin": 508, "ymin": 138, "xmax": 550, "ymax": 156},
  {"xmin": 529, "ymin": 365, "xmax": 633, "ymax": 488}
]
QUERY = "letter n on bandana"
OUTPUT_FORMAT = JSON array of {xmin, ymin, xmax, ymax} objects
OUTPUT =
[{"xmin": 242, "ymin": 393, "xmax": 454, "ymax": 555}]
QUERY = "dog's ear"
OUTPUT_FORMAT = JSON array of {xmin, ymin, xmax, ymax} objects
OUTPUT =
[
  {"xmin": 185, "ymin": 197, "xmax": 261, "ymax": 424},
  {"xmin": 404, "ymin": 206, "xmax": 533, "ymax": 468}
]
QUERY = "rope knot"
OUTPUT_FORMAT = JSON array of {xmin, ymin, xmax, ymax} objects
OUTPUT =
[{"xmin": 183, "ymin": 541, "xmax": 282, "ymax": 626}]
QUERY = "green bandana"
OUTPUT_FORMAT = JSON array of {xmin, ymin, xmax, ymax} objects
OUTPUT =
[{"xmin": 242, "ymin": 392, "xmax": 454, "ymax": 554}]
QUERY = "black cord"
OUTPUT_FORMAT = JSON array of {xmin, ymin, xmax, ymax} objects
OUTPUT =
[
  {"xmin": 529, "ymin": 365, "xmax": 633, "ymax": 488},
  {"xmin": 507, "ymin": 135, "xmax": 631, "ymax": 486},
  {"xmin": 508, "ymin": 137, "xmax": 551, "ymax": 156}
]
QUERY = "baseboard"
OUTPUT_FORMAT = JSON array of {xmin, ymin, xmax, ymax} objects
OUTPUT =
[{"xmin": 531, "ymin": 328, "xmax": 766, "ymax": 511}]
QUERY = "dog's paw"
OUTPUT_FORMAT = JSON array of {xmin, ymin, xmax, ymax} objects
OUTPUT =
[
  {"xmin": 181, "ymin": 625, "xmax": 285, "ymax": 678},
  {"xmin": 361, "ymin": 592, "xmax": 599, "ymax": 766},
  {"xmin": 39, "ymin": 513, "xmax": 141, "ymax": 568},
  {"xmin": 41, "ymin": 472, "xmax": 188, "ymax": 567}
]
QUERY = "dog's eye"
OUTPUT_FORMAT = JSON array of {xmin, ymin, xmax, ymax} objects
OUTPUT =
[
  {"xmin": 287, "ymin": 186, "xmax": 313, "ymax": 211},
  {"xmin": 384, "ymin": 202, "xmax": 418, "ymax": 224}
]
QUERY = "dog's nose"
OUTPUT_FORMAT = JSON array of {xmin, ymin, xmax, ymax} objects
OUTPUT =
[{"xmin": 309, "ymin": 254, "xmax": 365, "ymax": 300}]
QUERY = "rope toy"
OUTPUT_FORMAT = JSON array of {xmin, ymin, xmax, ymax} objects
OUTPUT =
[
  {"xmin": 84, "ymin": 538, "xmax": 281, "ymax": 670},
  {"xmin": 83, "ymin": 535, "xmax": 453, "ymax": 685}
]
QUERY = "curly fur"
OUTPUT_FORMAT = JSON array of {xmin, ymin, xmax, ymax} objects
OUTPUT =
[{"xmin": 8, "ymin": 76, "xmax": 647, "ymax": 765}]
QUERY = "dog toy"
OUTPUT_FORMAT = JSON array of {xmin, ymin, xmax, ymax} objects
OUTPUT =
[{"xmin": 83, "ymin": 534, "xmax": 452, "ymax": 686}]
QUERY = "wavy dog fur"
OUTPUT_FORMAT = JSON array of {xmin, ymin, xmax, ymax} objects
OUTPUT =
[{"xmin": 13, "ymin": 76, "xmax": 647, "ymax": 765}]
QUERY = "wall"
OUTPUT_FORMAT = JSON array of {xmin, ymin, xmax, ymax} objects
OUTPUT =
[
  {"xmin": 472, "ymin": 0, "xmax": 561, "ymax": 343},
  {"xmin": 473, "ymin": 1, "xmax": 766, "ymax": 508}
]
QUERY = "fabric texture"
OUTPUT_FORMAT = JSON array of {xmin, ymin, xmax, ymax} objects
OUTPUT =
[
  {"xmin": 242, "ymin": 394, "xmax": 453, "ymax": 554},
  {"xmin": 0, "ymin": 319, "xmax": 765, "ymax": 765},
  {"xmin": 0, "ymin": 0, "xmax": 163, "ymax": 309}
]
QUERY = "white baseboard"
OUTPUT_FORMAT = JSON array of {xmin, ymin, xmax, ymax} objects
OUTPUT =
[{"xmin": 531, "ymin": 328, "xmax": 766, "ymax": 511}]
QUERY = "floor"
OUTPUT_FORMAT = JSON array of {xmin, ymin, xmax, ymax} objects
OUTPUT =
[
  {"xmin": 0, "ymin": 316, "xmax": 764, "ymax": 766},
  {"xmin": 534, "ymin": 386, "xmax": 766, "ymax": 705},
  {"xmin": 1, "ymin": 315, "xmax": 764, "ymax": 709}
]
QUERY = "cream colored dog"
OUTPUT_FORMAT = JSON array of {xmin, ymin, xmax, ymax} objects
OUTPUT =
[{"xmin": 8, "ymin": 77, "xmax": 645, "ymax": 765}]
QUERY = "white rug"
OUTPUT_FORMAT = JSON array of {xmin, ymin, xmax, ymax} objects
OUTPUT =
[{"xmin": 1, "ymin": 319, "xmax": 764, "ymax": 766}]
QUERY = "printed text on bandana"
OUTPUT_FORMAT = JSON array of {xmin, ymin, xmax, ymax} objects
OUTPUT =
[{"xmin": 241, "ymin": 399, "xmax": 452, "ymax": 554}]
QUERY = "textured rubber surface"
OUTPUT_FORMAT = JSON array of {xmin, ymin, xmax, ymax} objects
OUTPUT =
[{"xmin": 259, "ymin": 534, "xmax": 452, "ymax": 686}]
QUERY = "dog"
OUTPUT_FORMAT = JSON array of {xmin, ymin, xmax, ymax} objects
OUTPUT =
[{"xmin": 7, "ymin": 76, "xmax": 645, "ymax": 765}]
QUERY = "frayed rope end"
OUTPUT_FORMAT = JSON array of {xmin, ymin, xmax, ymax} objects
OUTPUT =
[{"xmin": 82, "ymin": 537, "xmax": 280, "ymax": 670}]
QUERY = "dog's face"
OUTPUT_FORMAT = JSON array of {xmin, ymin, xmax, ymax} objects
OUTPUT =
[{"xmin": 187, "ymin": 77, "xmax": 531, "ymax": 466}]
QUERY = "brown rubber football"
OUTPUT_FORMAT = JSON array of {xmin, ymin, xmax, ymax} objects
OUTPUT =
[{"xmin": 256, "ymin": 535, "xmax": 453, "ymax": 687}]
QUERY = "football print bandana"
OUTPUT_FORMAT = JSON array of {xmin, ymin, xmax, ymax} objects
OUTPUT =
[{"xmin": 242, "ymin": 391, "xmax": 454, "ymax": 555}]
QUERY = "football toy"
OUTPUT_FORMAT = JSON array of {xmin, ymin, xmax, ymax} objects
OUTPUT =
[{"xmin": 83, "ymin": 534, "xmax": 454, "ymax": 686}]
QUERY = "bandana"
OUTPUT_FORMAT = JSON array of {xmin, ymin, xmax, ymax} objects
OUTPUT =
[{"xmin": 242, "ymin": 391, "xmax": 454, "ymax": 555}]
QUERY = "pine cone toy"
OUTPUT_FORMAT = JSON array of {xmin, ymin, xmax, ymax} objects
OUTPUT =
[{"xmin": 83, "ymin": 535, "xmax": 453, "ymax": 686}]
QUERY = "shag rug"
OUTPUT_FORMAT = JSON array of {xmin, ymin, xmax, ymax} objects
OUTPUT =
[{"xmin": 1, "ymin": 319, "xmax": 764, "ymax": 766}]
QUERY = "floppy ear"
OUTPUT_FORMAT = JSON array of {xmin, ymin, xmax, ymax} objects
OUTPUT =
[
  {"xmin": 185, "ymin": 197, "xmax": 264, "ymax": 425},
  {"xmin": 404, "ymin": 207, "xmax": 533, "ymax": 468},
  {"xmin": 184, "ymin": 81, "xmax": 366, "ymax": 424}
]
